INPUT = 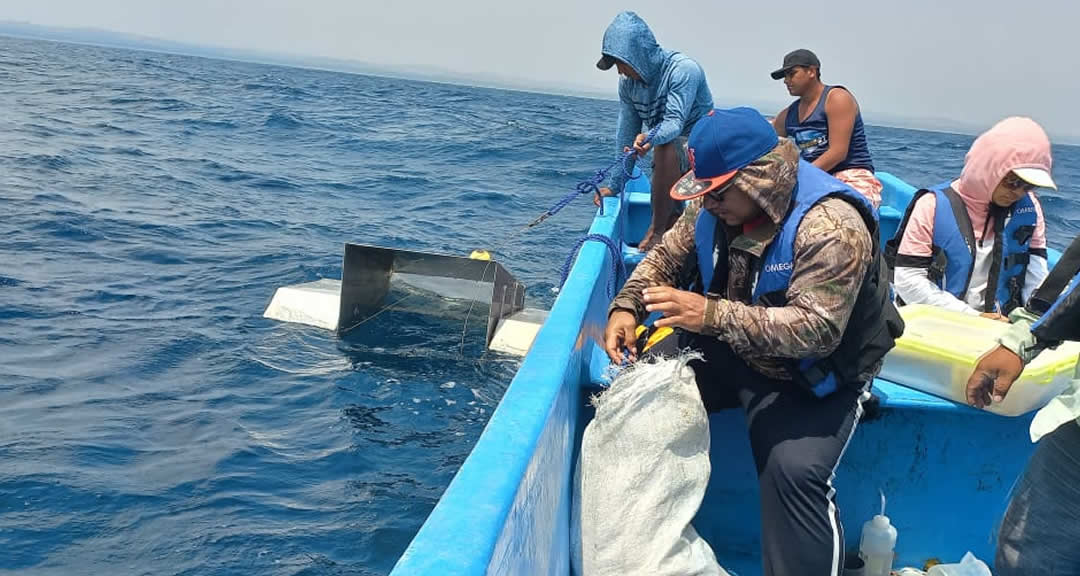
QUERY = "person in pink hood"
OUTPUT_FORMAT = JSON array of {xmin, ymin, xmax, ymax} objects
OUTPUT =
[{"xmin": 886, "ymin": 117, "xmax": 1055, "ymax": 319}]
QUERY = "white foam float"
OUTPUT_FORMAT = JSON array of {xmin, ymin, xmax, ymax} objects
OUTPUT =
[{"xmin": 263, "ymin": 244, "xmax": 548, "ymax": 356}]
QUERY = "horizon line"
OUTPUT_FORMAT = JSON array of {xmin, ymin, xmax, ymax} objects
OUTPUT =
[{"xmin": 1, "ymin": 20, "xmax": 1078, "ymax": 146}]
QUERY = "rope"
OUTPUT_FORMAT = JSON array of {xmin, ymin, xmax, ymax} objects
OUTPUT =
[
  {"xmin": 558, "ymin": 234, "xmax": 625, "ymax": 300},
  {"xmin": 523, "ymin": 125, "xmax": 661, "ymax": 229},
  {"xmin": 456, "ymin": 127, "xmax": 660, "ymax": 357}
]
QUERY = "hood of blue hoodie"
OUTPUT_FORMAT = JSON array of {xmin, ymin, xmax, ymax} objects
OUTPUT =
[
  {"xmin": 599, "ymin": 11, "xmax": 715, "ymax": 193},
  {"xmin": 600, "ymin": 11, "xmax": 667, "ymax": 84}
]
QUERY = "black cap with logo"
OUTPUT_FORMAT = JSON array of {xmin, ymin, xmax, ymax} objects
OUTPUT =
[{"xmin": 770, "ymin": 49, "xmax": 820, "ymax": 80}]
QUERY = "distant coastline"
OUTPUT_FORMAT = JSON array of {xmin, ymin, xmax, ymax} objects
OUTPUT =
[{"xmin": 1, "ymin": 20, "xmax": 1074, "ymax": 144}]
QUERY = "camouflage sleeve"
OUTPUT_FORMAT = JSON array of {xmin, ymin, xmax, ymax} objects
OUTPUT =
[
  {"xmin": 609, "ymin": 201, "xmax": 699, "ymax": 321},
  {"xmin": 702, "ymin": 198, "xmax": 872, "ymax": 358}
]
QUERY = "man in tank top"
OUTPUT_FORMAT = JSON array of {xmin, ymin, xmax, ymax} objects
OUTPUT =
[{"xmin": 769, "ymin": 49, "xmax": 882, "ymax": 208}]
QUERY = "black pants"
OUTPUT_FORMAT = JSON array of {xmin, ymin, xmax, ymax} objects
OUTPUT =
[
  {"xmin": 649, "ymin": 332, "xmax": 868, "ymax": 576},
  {"xmin": 996, "ymin": 421, "xmax": 1080, "ymax": 575}
]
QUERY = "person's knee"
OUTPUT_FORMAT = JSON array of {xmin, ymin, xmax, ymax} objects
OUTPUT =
[{"xmin": 761, "ymin": 442, "xmax": 829, "ymax": 497}]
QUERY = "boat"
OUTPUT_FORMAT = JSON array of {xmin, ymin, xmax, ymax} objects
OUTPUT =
[{"xmin": 388, "ymin": 168, "xmax": 1064, "ymax": 575}]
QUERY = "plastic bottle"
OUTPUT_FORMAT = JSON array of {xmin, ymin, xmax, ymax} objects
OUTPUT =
[{"xmin": 859, "ymin": 491, "xmax": 897, "ymax": 576}]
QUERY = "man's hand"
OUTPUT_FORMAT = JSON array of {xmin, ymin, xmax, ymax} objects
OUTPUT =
[
  {"xmin": 593, "ymin": 186, "xmax": 617, "ymax": 207},
  {"xmin": 630, "ymin": 132, "xmax": 652, "ymax": 157},
  {"xmin": 979, "ymin": 311, "xmax": 1010, "ymax": 323},
  {"xmin": 966, "ymin": 345, "xmax": 1025, "ymax": 408},
  {"xmin": 604, "ymin": 309, "xmax": 639, "ymax": 364},
  {"xmin": 644, "ymin": 286, "xmax": 706, "ymax": 333}
]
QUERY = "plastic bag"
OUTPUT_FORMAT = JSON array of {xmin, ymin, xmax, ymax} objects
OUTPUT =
[{"xmin": 925, "ymin": 552, "xmax": 991, "ymax": 576}]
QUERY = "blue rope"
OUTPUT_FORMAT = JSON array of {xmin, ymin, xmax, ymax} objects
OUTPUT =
[
  {"xmin": 559, "ymin": 234, "xmax": 625, "ymax": 299},
  {"xmin": 525, "ymin": 125, "xmax": 661, "ymax": 229}
]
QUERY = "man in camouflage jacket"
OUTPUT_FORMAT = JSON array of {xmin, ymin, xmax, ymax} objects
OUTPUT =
[{"xmin": 603, "ymin": 107, "xmax": 901, "ymax": 576}]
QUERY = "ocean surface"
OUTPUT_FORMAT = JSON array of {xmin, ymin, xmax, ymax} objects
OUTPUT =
[{"xmin": 1, "ymin": 34, "xmax": 1078, "ymax": 576}]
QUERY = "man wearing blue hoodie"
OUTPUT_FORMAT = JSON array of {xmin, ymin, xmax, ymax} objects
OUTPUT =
[{"xmin": 595, "ymin": 11, "xmax": 714, "ymax": 250}]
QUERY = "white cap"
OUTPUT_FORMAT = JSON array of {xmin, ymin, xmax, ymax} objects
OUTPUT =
[{"xmin": 1013, "ymin": 167, "xmax": 1057, "ymax": 190}]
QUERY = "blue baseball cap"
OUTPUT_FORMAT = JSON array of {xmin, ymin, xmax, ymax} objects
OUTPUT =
[{"xmin": 671, "ymin": 107, "xmax": 779, "ymax": 201}]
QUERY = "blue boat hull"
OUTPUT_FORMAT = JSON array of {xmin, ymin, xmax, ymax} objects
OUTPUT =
[{"xmin": 391, "ymin": 171, "xmax": 1058, "ymax": 575}]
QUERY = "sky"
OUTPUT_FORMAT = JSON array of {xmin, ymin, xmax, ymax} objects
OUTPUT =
[{"xmin": 0, "ymin": 0, "xmax": 1076, "ymax": 140}]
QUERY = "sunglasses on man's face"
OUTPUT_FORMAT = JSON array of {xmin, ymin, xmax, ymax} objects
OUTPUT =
[
  {"xmin": 1003, "ymin": 173, "xmax": 1035, "ymax": 192},
  {"xmin": 706, "ymin": 180, "xmax": 737, "ymax": 201}
]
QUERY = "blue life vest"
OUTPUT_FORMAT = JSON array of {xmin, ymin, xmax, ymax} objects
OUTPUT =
[
  {"xmin": 693, "ymin": 160, "xmax": 899, "ymax": 397},
  {"xmin": 888, "ymin": 183, "xmax": 1041, "ymax": 314}
]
